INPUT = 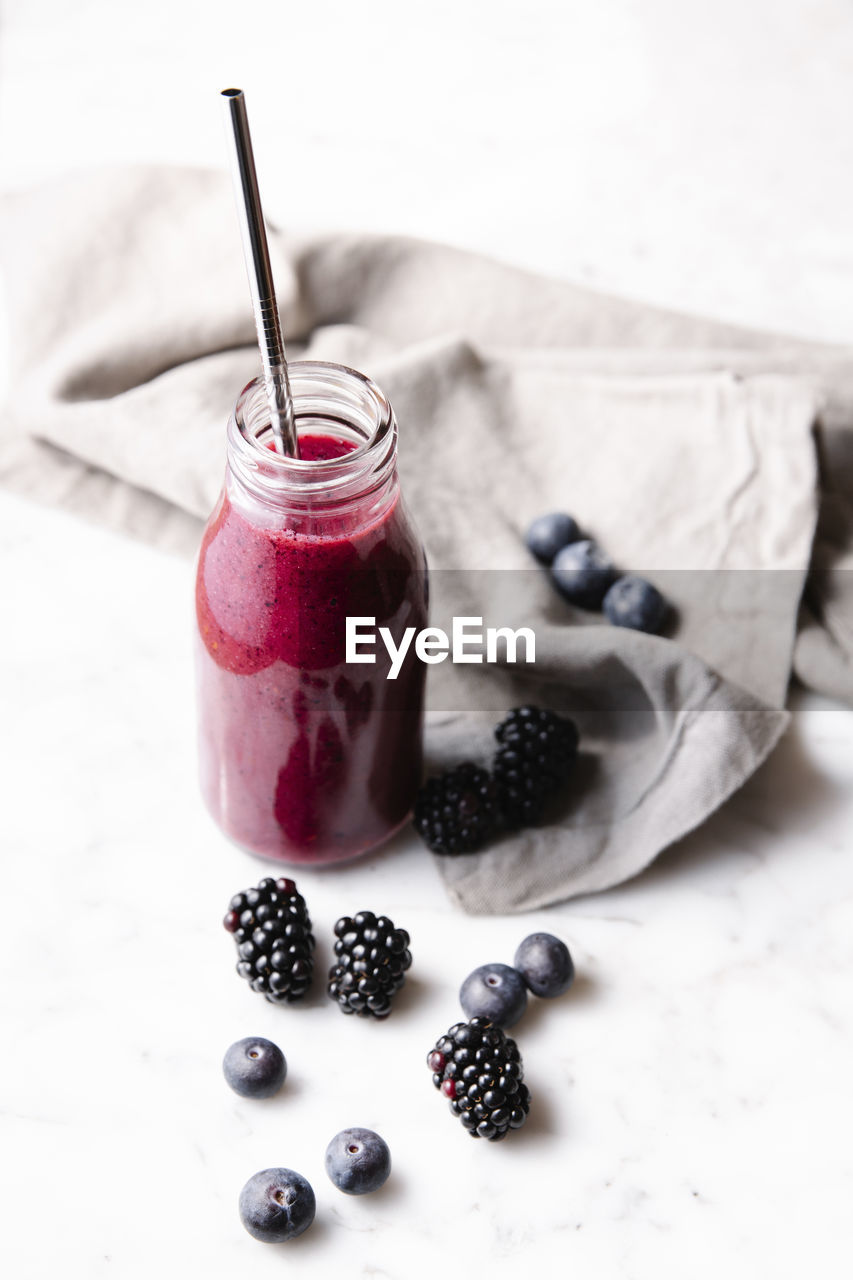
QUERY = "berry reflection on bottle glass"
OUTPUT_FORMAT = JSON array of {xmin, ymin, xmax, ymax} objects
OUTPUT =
[{"xmin": 195, "ymin": 361, "xmax": 428, "ymax": 865}]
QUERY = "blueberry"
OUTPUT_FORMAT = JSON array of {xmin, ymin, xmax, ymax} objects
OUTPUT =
[
  {"xmin": 551, "ymin": 539, "xmax": 616, "ymax": 609},
  {"xmin": 238, "ymin": 1167, "xmax": 315, "ymax": 1242},
  {"xmin": 325, "ymin": 1128, "xmax": 391, "ymax": 1195},
  {"xmin": 602, "ymin": 575, "xmax": 667, "ymax": 634},
  {"xmin": 525, "ymin": 512, "xmax": 581, "ymax": 564},
  {"xmin": 223, "ymin": 1036, "xmax": 287, "ymax": 1099},
  {"xmin": 514, "ymin": 933, "xmax": 574, "ymax": 998},
  {"xmin": 459, "ymin": 963, "xmax": 528, "ymax": 1028}
]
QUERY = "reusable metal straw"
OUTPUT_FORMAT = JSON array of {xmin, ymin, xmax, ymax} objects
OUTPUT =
[{"xmin": 221, "ymin": 88, "xmax": 299, "ymax": 458}]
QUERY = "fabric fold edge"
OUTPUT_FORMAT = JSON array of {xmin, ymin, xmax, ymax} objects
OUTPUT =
[{"xmin": 437, "ymin": 681, "xmax": 789, "ymax": 914}]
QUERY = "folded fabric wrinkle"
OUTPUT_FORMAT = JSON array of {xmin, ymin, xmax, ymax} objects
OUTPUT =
[{"xmin": 3, "ymin": 166, "xmax": 852, "ymax": 912}]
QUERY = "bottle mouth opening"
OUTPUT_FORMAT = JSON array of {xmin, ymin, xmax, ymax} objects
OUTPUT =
[{"xmin": 233, "ymin": 361, "xmax": 393, "ymax": 478}]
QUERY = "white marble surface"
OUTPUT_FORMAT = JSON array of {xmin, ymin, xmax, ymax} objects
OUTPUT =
[
  {"xmin": 3, "ymin": 0, "xmax": 853, "ymax": 343},
  {"xmin": 1, "ymin": 489, "xmax": 852, "ymax": 1278},
  {"xmin": 3, "ymin": 1, "xmax": 853, "ymax": 1276}
]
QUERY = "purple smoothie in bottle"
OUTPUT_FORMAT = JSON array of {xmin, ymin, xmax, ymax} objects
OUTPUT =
[{"xmin": 195, "ymin": 362, "xmax": 428, "ymax": 864}]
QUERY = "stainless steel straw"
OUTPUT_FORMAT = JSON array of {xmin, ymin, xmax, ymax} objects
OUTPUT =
[{"xmin": 221, "ymin": 88, "xmax": 299, "ymax": 458}]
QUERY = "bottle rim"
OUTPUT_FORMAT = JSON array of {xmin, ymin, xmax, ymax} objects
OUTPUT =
[{"xmin": 227, "ymin": 360, "xmax": 396, "ymax": 503}]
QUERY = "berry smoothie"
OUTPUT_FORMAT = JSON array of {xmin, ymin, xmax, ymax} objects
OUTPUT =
[{"xmin": 195, "ymin": 379, "xmax": 428, "ymax": 865}]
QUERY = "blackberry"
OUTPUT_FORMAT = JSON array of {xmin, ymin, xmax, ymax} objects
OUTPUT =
[
  {"xmin": 223, "ymin": 876, "xmax": 314, "ymax": 1004},
  {"xmin": 427, "ymin": 1016, "xmax": 531, "ymax": 1141},
  {"xmin": 493, "ymin": 705, "xmax": 579, "ymax": 829},
  {"xmin": 327, "ymin": 911, "xmax": 411, "ymax": 1018},
  {"xmin": 413, "ymin": 762, "xmax": 500, "ymax": 854}
]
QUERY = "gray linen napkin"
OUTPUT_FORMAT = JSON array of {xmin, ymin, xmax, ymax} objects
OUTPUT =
[{"xmin": 3, "ymin": 166, "xmax": 851, "ymax": 913}]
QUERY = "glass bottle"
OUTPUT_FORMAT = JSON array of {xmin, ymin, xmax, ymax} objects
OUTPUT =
[{"xmin": 195, "ymin": 361, "xmax": 428, "ymax": 864}]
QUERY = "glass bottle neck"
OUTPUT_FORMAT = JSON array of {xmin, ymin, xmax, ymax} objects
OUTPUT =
[{"xmin": 225, "ymin": 361, "xmax": 400, "ymax": 532}]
